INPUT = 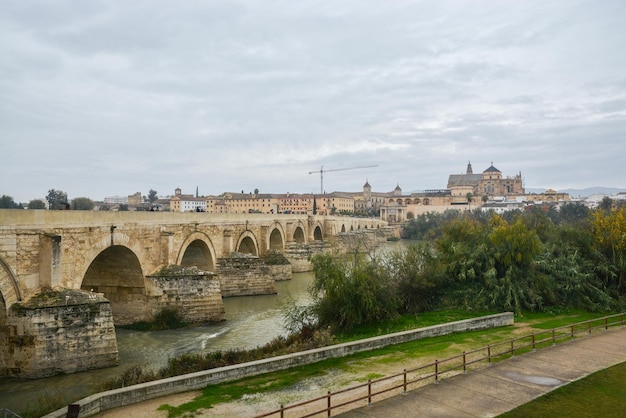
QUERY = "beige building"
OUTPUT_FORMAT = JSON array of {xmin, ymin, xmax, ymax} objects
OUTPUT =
[
  {"xmin": 353, "ymin": 180, "xmax": 399, "ymax": 214},
  {"xmin": 525, "ymin": 189, "xmax": 571, "ymax": 203},
  {"xmin": 380, "ymin": 162, "xmax": 526, "ymax": 223},
  {"xmin": 447, "ymin": 162, "xmax": 524, "ymax": 199},
  {"xmin": 274, "ymin": 193, "xmax": 311, "ymax": 214},
  {"xmin": 204, "ymin": 192, "xmax": 355, "ymax": 215},
  {"xmin": 127, "ymin": 192, "xmax": 142, "ymax": 206},
  {"xmin": 169, "ymin": 162, "xmax": 566, "ymax": 221},
  {"xmin": 314, "ymin": 193, "xmax": 356, "ymax": 215},
  {"xmin": 380, "ymin": 189, "xmax": 462, "ymax": 223},
  {"xmin": 206, "ymin": 192, "xmax": 280, "ymax": 214}
]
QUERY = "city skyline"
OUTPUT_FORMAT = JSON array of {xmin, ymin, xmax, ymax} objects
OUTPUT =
[{"xmin": 1, "ymin": 1, "xmax": 625, "ymax": 203}]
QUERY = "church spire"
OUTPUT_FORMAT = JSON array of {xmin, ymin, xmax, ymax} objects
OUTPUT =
[{"xmin": 466, "ymin": 161, "xmax": 473, "ymax": 175}]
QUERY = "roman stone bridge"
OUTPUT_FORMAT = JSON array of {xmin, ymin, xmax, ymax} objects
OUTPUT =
[
  {"xmin": 0, "ymin": 209, "xmax": 389, "ymax": 314},
  {"xmin": 0, "ymin": 210, "xmax": 390, "ymax": 377}
]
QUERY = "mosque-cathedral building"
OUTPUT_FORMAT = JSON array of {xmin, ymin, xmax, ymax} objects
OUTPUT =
[
  {"xmin": 167, "ymin": 162, "xmax": 569, "ymax": 223},
  {"xmin": 447, "ymin": 161, "xmax": 524, "ymax": 199}
]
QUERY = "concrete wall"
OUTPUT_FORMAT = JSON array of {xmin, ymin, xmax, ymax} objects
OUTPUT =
[{"xmin": 42, "ymin": 312, "xmax": 513, "ymax": 418}]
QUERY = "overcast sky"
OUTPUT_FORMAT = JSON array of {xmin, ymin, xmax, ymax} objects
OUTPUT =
[{"xmin": 1, "ymin": 0, "xmax": 625, "ymax": 203}]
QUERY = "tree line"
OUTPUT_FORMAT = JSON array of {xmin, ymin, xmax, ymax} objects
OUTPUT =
[
  {"xmin": 0, "ymin": 189, "xmax": 93, "ymax": 210},
  {"xmin": 295, "ymin": 200, "xmax": 625, "ymax": 331},
  {"xmin": 0, "ymin": 189, "xmax": 160, "ymax": 210}
]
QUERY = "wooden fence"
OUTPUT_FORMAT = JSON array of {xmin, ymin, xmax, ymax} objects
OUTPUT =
[{"xmin": 254, "ymin": 313, "xmax": 625, "ymax": 418}]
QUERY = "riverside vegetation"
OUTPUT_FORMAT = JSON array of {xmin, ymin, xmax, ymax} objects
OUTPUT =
[
  {"xmin": 288, "ymin": 201, "xmax": 625, "ymax": 334},
  {"xmin": 25, "ymin": 201, "xmax": 626, "ymax": 417}
]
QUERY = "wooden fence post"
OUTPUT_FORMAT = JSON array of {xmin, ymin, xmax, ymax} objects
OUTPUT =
[
  {"xmin": 327, "ymin": 390, "xmax": 331, "ymax": 417},
  {"xmin": 403, "ymin": 369, "xmax": 407, "ymax": 394}
]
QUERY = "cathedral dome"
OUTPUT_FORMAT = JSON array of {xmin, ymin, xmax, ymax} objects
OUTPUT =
[{"xmin": 483, "ymin": 163, "xmax": 501, "ymax": 173}]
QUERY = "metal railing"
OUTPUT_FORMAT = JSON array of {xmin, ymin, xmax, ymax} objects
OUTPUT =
[{"xmin": 254, "ymin": 313, "xmax": 625, "ymax": 418}]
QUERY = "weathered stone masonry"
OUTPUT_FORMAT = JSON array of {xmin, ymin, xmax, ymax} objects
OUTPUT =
[
  {"xmin": 0, "ymin": 210, "xmax": 390, "ymax": 377},
  {"xmin": 6, "ymin": 289, "xmax": 118, "ymax": 378},
  {"xmin": 146, "ymin": 271, "xmax": 225, "ymax": 323}
]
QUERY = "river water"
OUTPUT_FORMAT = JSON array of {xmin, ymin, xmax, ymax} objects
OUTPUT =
[
  {"xmin": 0, "ymin": 272, "xmax": 315, "ymax": 412},
  {"xmin": 0, "ymin": 241, "xmax": 407, "ymax": 413}
]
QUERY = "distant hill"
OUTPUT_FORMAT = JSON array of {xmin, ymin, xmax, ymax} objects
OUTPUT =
[
  {"xmin": 526, "ymin": 187, "xmax": 626, "ymax": 198},
  {"xmin": 558, "ymin": 187, "xmax": 626, "ymax": 198}
]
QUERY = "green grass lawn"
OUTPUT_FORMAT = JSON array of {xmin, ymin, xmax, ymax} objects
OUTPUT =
[{"xmin": 499, "ymin": 361, "xmax": 626, "ymax": 418}]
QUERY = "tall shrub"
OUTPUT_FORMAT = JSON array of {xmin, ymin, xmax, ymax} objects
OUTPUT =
[{"xmin": 309, "ymin": 252, "xmax": 399, "ymax": 330}]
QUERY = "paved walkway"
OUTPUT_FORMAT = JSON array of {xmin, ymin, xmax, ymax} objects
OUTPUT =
[{"xmin": 338, "ymin": 327, "xmax": 626, "ymax": 417}]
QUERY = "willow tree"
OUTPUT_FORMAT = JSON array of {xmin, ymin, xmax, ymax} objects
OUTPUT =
[
  {"xmin": 308, "ymin": 252, "xmax": 399, "ymax": 330},
  {"xmin": 383, "ymin": 243, "xmax": 442, "ymax": 313}
]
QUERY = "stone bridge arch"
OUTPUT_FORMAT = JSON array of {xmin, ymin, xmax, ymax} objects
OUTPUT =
[
  {"xmin": 312, "ymin": 222, "xmax": 324, "ymax": 241},
  {"xmin": 292, "ymin": 221, "xmax": 307, "ymax": 243},
  {"xmin": 0, "ymin": 256, "xmax": 22, "ymax": 313},
  {"xmin": 236, "ymin": 230, "xmax": 259, "ymax": 256},
  {"xmin": 267, "ymin": 223, "xmax": 286, "ymax": 251},
  {"xmin": 177, "ymin": 232, "xmax": 217, "ymax": 271},
  {"xmin": 1, "ymin": 255, "xmax": 21, "ymax": 360},
  {"xmin": 74, "ymin": 230, "xmax": 149, "ymax": 284},
  {"xmin": 80, "ymin": 244, "xmax": 146, "ymax": 325},
  {"xmin": 77, "ymin": 231, "xmax": 150, "ymax": 325}
]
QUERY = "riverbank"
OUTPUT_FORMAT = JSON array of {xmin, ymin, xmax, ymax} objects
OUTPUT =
[
  {"xmin": 43, "ymin": 313, "xmax": 514, "ymax": 417},
  {"xmin": 94, "ymin": 316, "xmax": 626, "ymax": 418}
]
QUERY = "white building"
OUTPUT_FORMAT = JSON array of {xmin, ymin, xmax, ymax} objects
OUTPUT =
[
  {"xmin": 170, "ymin": 188, "xmax": 207, "ymax": 212},
  {"xmin": 104, "ymin": 195, "xmax": 128, "ymax": 204}
]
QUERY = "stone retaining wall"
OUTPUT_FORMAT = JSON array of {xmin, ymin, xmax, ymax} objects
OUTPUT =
[{"xmin": 43, "ymin": 312, "xmax": 513, "ymax": 418}]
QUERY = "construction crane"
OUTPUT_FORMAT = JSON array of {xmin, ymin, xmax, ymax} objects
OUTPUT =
[{"xmin": 308, "ymin": 164, "xmax": 378, "ymax": 194}]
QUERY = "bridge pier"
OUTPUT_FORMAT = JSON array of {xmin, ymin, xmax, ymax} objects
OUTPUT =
[
  {"xmin": 217, "ymin": 254, "xmax": 278, "ymax": 297},
  {"xmin": 146, "ymin": 269, "xmax": 225, "ymax": 323},
  {"xmin": 3, "ymin": 288, "xmax": 118, "ymax": 378}
]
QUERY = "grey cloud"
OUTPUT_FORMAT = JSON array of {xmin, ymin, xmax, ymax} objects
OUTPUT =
[{"xmin": 1, "ymin": 0, "xmax": 625, "ymax": 203}]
